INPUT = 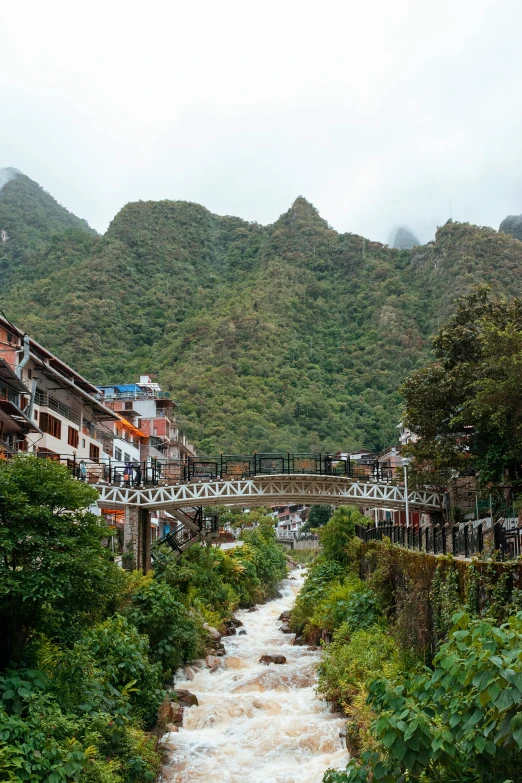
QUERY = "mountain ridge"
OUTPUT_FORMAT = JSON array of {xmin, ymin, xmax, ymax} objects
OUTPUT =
[{"xmin": 2, "ymin": 171, "xmax": 522, "ymax": 454}]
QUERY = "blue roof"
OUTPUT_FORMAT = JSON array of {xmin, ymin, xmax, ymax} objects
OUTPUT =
[{"xmin": 115, "ymin": 384, "xmax": 139, "ymax": 392}]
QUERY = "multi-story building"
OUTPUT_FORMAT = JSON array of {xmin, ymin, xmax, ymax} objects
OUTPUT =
[
  {"xmin": 274, "ymin": 503, "xmax": 309, "ymax": 536},
  {"xmin": 0, "ymin": 316, "xmax": 118, "ymax": 460},
  {"xmin": 96, "ymin": 375, "xmax": 197, "ymax": 480}
]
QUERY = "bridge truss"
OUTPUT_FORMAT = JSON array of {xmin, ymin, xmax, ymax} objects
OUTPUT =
[{"xmin": 95, "ymin": 473, "xmax": 443, "ymax": 512}]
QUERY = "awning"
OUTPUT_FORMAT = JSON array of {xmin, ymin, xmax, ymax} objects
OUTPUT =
[
  {"xmin": 114, "ymin": 411, "xmax": 147, "ymax": 439},
  {"xmin": 0, "ymin": 359, "xmax": 29, "ymax": 394},
  {"xmin": 0, "ymin": 399, "xmax": 41, "ymax": 433}
]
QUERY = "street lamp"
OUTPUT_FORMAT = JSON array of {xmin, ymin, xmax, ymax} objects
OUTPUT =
[{"xmin": 402, "ymin": 457, "xmax": 410, "ymax": 529}]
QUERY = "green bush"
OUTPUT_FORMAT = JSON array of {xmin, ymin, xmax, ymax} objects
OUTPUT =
[
  {"xmin": 317, "ymin": 507, "xmax": 365, "ymax": 566},
  {"xmin": 0, "ymin": 667, "xmax": 161, "ymax": 783},
  {"xmin": 125, "ymin": 578, "xmax": 200, "ymax": 679},
  {"xmin": 74, "ymin": 616, "xmax": 165, "ymax": 728},
  {"xmin": 307, "ymin": 577, "xmax": 380, "ymax": 638},
  {"xmin": 290, "ymin": 561, "xmax": 344, "ymax": 636},
  {"xmin": 318, "ymin": 627, "xmax": 401, "ymax": 710},
  {"xmin": 330, "ymin": 611, "xmax": 522, "ymax": 782}
]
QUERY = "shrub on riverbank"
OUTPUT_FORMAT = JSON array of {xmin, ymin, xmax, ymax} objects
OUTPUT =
[
  {"xmin": 0, "ymin": 455, "xmax": 287, "ymax": 783},
  {"xmin": 298, "ymin": 509, "xmax": 522, "ymax": 783}
]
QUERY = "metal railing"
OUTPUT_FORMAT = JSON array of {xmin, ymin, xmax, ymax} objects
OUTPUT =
[
  {"xmin": 95, "ymin": 390, "xmax": 172, "ymax": 401},
  {"xmin": 183, "ymin": 453, "xmax": 400, "ymax": 483},
  {"xmin": 356, "ymin": 523, "xmax": 448, "ymax": 555},
  {"xmin": 276, "ymin": 530, "xmax": 319, "ymax": 541},
  {"xmin": 356, "ymin": 520, "xmax": 522, "ymax": 561},
  {"xmin": 1, "ymin": 450, "xmax": 413, "ymax": 488},
  {"xmin": 34, "ymin": 391, "xmax": 80, "ymax": 425}
]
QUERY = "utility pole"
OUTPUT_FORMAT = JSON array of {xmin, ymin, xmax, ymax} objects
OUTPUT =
[{"xmin": 402, "ymin": 457, "xmax": 410, "ymax": 528}]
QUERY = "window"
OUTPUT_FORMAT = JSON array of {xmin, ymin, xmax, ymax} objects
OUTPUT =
[
  {"xmin": 82, "ymin": 439, "xmax": 85, "ymax": 448},
  {"xmin": 125, "ymin": 401, "xmax": 133, "ymax": 410},
  {"xmin": 67, "ymin": 426, "xmax": 79, "ymax": 448},
  {"xmin": 124, "ymin": 452, "xmax": 131, "ymax": 463},
  {"xmin": 115, "ymin": 447, "xmax": 122, "ymax": 461},
  {"xmin": 40, "ymin": 412, "xmax": 62, "ymax": 440},
  {"xmin": 34, "ymin": 410, "xmax": 38, "ymax": 420},
  {"xmin": 89, "ymin": 444, "xmax": 100, "ymax": 462},
  {"xmin": 27, "ymin": 368, "xmax": 32, "ymax": 380}
]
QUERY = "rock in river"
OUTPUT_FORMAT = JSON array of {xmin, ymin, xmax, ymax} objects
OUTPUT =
[{"xmin": 259, "ymin": 654, "xmax": 287, "ymax": 665}]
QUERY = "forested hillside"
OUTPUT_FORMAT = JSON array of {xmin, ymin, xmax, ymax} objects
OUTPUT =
[{"xmin": 2, "ymin": 169, "xmax": 522, "ymax": 454}]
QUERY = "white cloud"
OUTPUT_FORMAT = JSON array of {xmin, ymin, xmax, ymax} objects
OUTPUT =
[{"xmin": 2, "ymin": 0, "xmax": 522, "ymax": 241}]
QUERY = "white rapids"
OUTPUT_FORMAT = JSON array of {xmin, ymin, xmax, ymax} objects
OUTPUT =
[{"xmin": 160, "ymin": 569, "xmax": 348, "ymax": 783}]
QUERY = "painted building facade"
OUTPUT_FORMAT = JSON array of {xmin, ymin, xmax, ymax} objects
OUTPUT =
[{"xmin": 0, "ymin": 317, "xmax": 117, "ymax": 460}]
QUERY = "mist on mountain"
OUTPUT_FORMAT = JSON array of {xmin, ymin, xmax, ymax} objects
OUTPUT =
[
  {"xmin": 499, "ymin": 214, "xmax": 522, "ymax": 242},
  {"xmin": 391, "ymin": 226, "xmax": 420, "ymax": 250}
]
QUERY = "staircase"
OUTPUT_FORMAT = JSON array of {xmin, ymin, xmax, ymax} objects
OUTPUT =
[{"xmin": 153, "ymin": 508, "xmax": 219, "ymax": 559}]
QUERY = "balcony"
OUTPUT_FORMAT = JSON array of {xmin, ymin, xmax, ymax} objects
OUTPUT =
[
  {"xmin": 96, "ymin": 389, "xmax": 173, "ymax": 402},
  {"xmin": 34, "ymin": 390, "xmax": 80, "ymax": 425}
]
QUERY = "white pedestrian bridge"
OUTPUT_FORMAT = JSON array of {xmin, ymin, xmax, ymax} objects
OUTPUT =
[{"xmin": 95, "ymin": 473, "xmax": 443, "ymax": 512}]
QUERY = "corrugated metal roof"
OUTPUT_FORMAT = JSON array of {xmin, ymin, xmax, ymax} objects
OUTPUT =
[{"xmin": 115, "ymin": 384, "xmax": 139, "ymax": 393}]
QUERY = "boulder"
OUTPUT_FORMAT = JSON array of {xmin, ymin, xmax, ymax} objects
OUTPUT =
[
  {"xmin": 228, "ymin": 618, "xmax": 243, "ymax": 628},
  {"xmin": 278, "ymin": 610, "xmax": 292, "ymax": 621},
  {"xmin": 279, "ymin": 622, "xmax": 292, "ymax": 633},
  {"xmin": 226, "ymin": 626, "xmax": 237, "ymax": 636},
  {"xmin": 182, "ymin": 665, "xmax": 198, "ymax": 681},
  {"xmin": 166, "ymin": 723, "xmax": 179, "ymax": 733},
  {"xmin": 205, "ymin": 655, "xmax": 223, "ymax": 672},
  {"xmin": 202, "ymin": 622, "xmax": 222, "ymax": 642},
  {"xmin": 225, "ymin": 656, "xmax": 246, "ymax": 669},
  {"xmin": 175, "ymin": 689, "xmax": 199, "ymax": 707},
  {"xmin": 247, "ymin": 607, "xmax": 258, "ymax": 612},
  {"xmin": 215, "ymin": 644, "xmax": 227, "ymax": 656},
  {"xmin": 238, "ymin": 628, "xmax": 247, "ymax": 635},
  {"xmin": 168, "ymin": 702, "xmax": 184, "ymax": 724},
  {"xmin": 158, "ymin": 697, "xmax": 180, "ymax": 724},
  {"xmin": 260, "ymin": 654, "xmax": 287, "ymax": 665}
]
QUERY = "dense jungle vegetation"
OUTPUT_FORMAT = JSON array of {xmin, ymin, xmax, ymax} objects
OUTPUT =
[
  {"xmin": 291, "ymin": 510, "xmax": 522, "ymax": 783},
  {"xmin": 3, "ymin": 171, "xmax": 522, "ymax": 454},
  {"xmin": 0, "ymin": 455, "xmax": 286, "ymax": 783}
]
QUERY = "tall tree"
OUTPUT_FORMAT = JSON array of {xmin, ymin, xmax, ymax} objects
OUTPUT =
[
  {"xmin": 402, "ymin": 287, "xmax": 522, "ymax": 485},
  {"xmin": 301, "ymin": 504, "xmax": 332, "ymax": 532},
  {"xmin": 0, "ymin": 455, "xmax": 122, "ymax": 669}
]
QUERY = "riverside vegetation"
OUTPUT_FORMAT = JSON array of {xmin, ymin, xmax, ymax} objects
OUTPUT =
[
  {"xmin": 290, "ymin": 509, "xmax": 522, "ymax": 783},
  {"xmin": 4, "ymin": 171, "xmax": 522, "ymax": 454},
  {"xmin": 0, "ymin": 455, "xmax": 286, "ymax": 783}
]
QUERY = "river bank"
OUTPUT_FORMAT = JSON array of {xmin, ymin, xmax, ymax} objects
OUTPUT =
[{"xmin": 160, "ymin": 569, "xmax": 348, "ymax": 783}]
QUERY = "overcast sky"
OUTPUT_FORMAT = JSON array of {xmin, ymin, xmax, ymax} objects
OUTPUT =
[{"xmin": 2, "ymin": 0, "xmax": 522, "ymax": 243}]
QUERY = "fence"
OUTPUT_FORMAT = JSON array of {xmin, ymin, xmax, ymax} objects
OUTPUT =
[{"xmin": 356, "ymin": 521, "xmax": 522, "ymax": 561}]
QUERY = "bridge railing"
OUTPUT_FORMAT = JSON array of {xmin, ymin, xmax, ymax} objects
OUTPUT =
[
  {"xmin": 7, "ymin": 451, "xmax": 403, "ymax": 488},
  {"xmin": 184, "ymin": 453, "xmax": 399, "ymax": 484}
]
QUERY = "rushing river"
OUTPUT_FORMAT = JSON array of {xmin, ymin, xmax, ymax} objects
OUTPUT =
[{"xmin": 160, "ymin": 569, "xmax": 348, "ymax": 783}]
